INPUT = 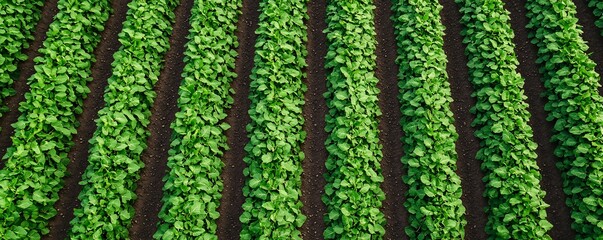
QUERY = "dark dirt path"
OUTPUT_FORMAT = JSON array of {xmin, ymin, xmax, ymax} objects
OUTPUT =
[
  {"xmin": 300, "ymin": 0, "xmax": 329, "ymax": 238},
  {"xmin": 0, "ymin": 0, "xmax": 59, "ymax": 169},
  {"xmin": 128, "ymin": 0, "xmax": 193, "ymax": 239},
  {"xmin": 43, "ymin": 0, "xmax": 132, "ymax": 238},
  {"xmin": 573, "ymin": 0, "xmax": 603, "ymax": 95},
  {"xmin": 503, "ymin": 1, "xmax": 576, "ymax": 238},
  {"xmin": 439, "ymin": 0, "xmax": 489, "ymax": 239},
  {"xmin": 216, "ymin": 0, "xmax": 259, "ymax": 238},
  {"xmin": 373, "ymin": 0, "xmax": 408, "ymax": 239}
]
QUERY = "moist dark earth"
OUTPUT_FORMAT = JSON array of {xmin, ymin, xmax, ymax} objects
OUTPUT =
[{"xmin": 3, "ymin": 0, "xmax": 602, "ymax": 239}]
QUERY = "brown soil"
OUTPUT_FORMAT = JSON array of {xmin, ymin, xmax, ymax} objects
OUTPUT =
[
  {"xmin": 573, "ymin": 0, "xmax": 603, "ymax": 95},
  {"xmin": 0, "ymin": 0, "xmax": 58, "ymax": 169},
  {"xmin": 373, "ymin": 0, "xmax": 408, "ymax": 239},
  {"xmin": 216, "ymin": 0, "xmax": 259, "ymax": 238},
  {"xmin": 439, "ymin": 0, "xmax": 489, "ymax": 239},
  {"xmin": 128, "ymin": 0, "xmax": 193, "ymax": 239},
  {"xmin": 503, "ymin": 1, "xmax": 576, "ymax": 239},
  {"xmin": 300, "ymin": 0, "xmax": 329, "ymax": 238},
  {"xmin": 43, "ymin": 0, "xmax": 132, "ymax": 238}
]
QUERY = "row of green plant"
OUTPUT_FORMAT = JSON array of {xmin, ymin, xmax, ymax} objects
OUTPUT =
[
  {"xmin": 0, "ymin": 0, "xmax": 111, "ymax": 238},
  {"xmin": 153, "ymin": 0, "xmax": 241, "ymax": 239},
  {"xmin": 239, "ymin": 0, "xmax": 308, "ymax": 238},
  {"xmin": 0, "ymin": 1, "xmax": 45, "ymax": 120},
  {"xmin": 589, "ymin": 0, "xmax": 603, "ymax": 35},
  {"xmin": 526, "ymin": 0, "xmax": 603, "ymax": 238},
  {"xmin": 391, "ymin": 0, "xmax": 466, "ymax": 238},
  {"xmin": 457, "ymin": 0, "xmax": 553, "ymax": 238},
  {"xmin": 323, "ymin": 0, "xmax": 385, "ymax": 238},
  {"xmin": 68, "ymin": 0, "xmax": 179, "ymax": 238}
]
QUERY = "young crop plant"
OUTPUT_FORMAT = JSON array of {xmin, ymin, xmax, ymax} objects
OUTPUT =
[
  {"xmin": 526, "ymin": 0, "xmax": 603, "ymax": 237},
  {"xmin": 0, "ymin": 0, "xmax": 111, "ymax": 238},
  {"xmin": 322, "ymin": 0, "xmax": 385, "ymax": 238},
  {"xmin": 68, "ymin": 0, "xmax": 179, "ymax": 238},
  {"xmin": 239, "ymin": 0, "xmax": 308, "ymax": 238},
  {"xmin": 153, "ymin": 0, "xmax": 241, "ymax": 239},
  {"xmin": 392, "ymin": 0, "xmax": 466, "ymax": 239},
  {"xmin": 0, "ymin": 1, "xmax": 45, "ymax": 120},
  {"xmin": 589, "ymin": 0, "xmax": 603, "ymax": 35},
  {"xmin": 457, "ymin": 0, "xmax": 553, "ymax": 238}
]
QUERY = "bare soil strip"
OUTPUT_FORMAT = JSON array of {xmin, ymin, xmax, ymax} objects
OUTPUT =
[
  {"xmin": 43, "ymin": 0, "xmax": 132, "ymax": 239},
  {"xmin": 373, "ymin": 0, "xmax": 408, "ymax": 239},
  {"xmin": 217, "ymin": 0, "xmax": 260, "ymax": 238},
  {"xmin": 300, "ymin": 0, "xmax": 329, "ymax": 238},
  {"xmin": 503, "ymin": 0, "xmax": 577, "ymax": 238},
  {"xmin": 128, "ymin": 0, "xmax": 193, "ymax": 239},
  {"xmin": 0, "ymin": 0, "xmax": 59, "ymax": 169},
  {"xmin": 439, "ymin": 0, "xmax": 489, "ymax": 239},
  {"xmin": 573, "ymin": 0, "xmax": 603, "ymax": 95}
]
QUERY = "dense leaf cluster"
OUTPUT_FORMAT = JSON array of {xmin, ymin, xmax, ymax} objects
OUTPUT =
[
  {"xmin": 239, "ymin": 0, "xmax": 308, "ymax": 238},
  {"xmin": 0, "ymin": 0, "xmax": 111, "ymax": 238},
  {"xmin": 154, "ymin": 0, "xmax": 241, "ymax": 239},
  {"xmin": 391, "ymin": 0, "xmax": 466, "ymax": 239},
  {"xmin": 526, "ymin": 0, "xmax": 603, "ymax": 237},
  {"xmin": 457, "ymin": 0, "xmax": 552, "ymax": 239},
  {"xmin": 322, "ymin": 0, "xmax": 385, "ymax": 239},
  {"xmin": 0, "ymin": 1, "xmax": 45, "ymax": 119},
  {"xmin": 69, "ymin": 0, "xmax": 179, "ymax": 238},
  {"xmin": 589, "ymin": 0, "xmax": 603, "ymax": 35}
]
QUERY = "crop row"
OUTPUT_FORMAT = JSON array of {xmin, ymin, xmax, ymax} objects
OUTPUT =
[
  {"xmin": 239, "ymin": 0, "xmax": 308, "ymax": 238},
  {"xmin": 154, "ymin": 0, "xmax": 241, "ymax": 239},
  {"xmin": 0, "ymin": 1, "xmax": 45, "ymax": 120},
  {"xmin": 526, "ymin": 0, "xmax": 603, "ymax": 237},
  {"xmin": 457, "ymin": 0, "xmax": 552, "ymax": 238},
  {"xmin": 0, "ymin": 0, "xmax": 111, "ymax": 238},
  {"xmin": 323, "ymin": 0, "xmax": 385, "ymax": 238},
  {"xmin": 391, "ymin": 0, "xmax": 466, "ymax": 239},
  {"xmin": 589, "ymin": 0, "xmax": 603, "ymax": 35},
  {"xmin": 67, "ymin": 0, "xmax": 179, "ymax": 238}
]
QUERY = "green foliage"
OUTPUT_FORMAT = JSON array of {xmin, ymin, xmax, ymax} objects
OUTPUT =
[
  {"xmin": 526, "ymin": 0, "xmax": 603, "ymax": 238},
  {"xmin": 589, "ymin": 0, "xmax": 603, "ymax": 35},
  {"xmin": 0, "ymin": 1, "xmax": 45, "ymax": 120},
  {"xmin": 392, "ymin": 0, "xmax": 466, "ymax": 239},
  {"xmin": 0, "ymin": 0, "xmax": 111, "ymax": 238},
  {"xmin": 153, "ymin": 0, "xmax": 241, "ymax": 239},
  {"xmin": 322, "ymin": 0, "xmax": 385, "ymax": 239},
  {"xmin": 68, "ymin": 0, "xmax": 179, "ymax": 238},
  {"xmin": 239, "ymin": 0, "xmax": 308, "ymax": 239},
  {"xmin": 457, "ymin": 0, "xmax": 553, "ymax": 238}
]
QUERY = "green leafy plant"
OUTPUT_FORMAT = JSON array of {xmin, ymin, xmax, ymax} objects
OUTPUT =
[
  {"xmin": 392, "ymin": 0, "xmax": 466, "ymax": 239},
  {"xmin": 456, "ymin": 0, "xmax": 552, "ymax": 238},
  {"xmin": 322, "ymin": 0, "xmax": 385, "ymax": 239},
  {"xmin": 0, "ymin": 1, "xmax": 45, "ymax": 121},
  {"xmin": 589, "ymin": 0, "xmax": 603, "ymax": 35},
  {"xmin": 0, "ymin": 0, "xmax": 111, "ymax": 239},
  {"xmin": 68, "ymin": 0, "xmax": 179, "ymax": 238},
  {"xmin": 239, "ymin": 0, "xmax": 308, "ymax": 239},
  {"xmin": 526, "ymin": 0, "xmax": 603, "ymax": 238},
  {"xmin": 153, "ymin": 0, "xmax": 241, "ymax": 239}
]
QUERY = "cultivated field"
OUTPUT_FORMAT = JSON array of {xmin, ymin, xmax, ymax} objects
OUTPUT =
[{"xmin": 1, "ymin": 0, "xmax": 603, "ymax": 239}]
